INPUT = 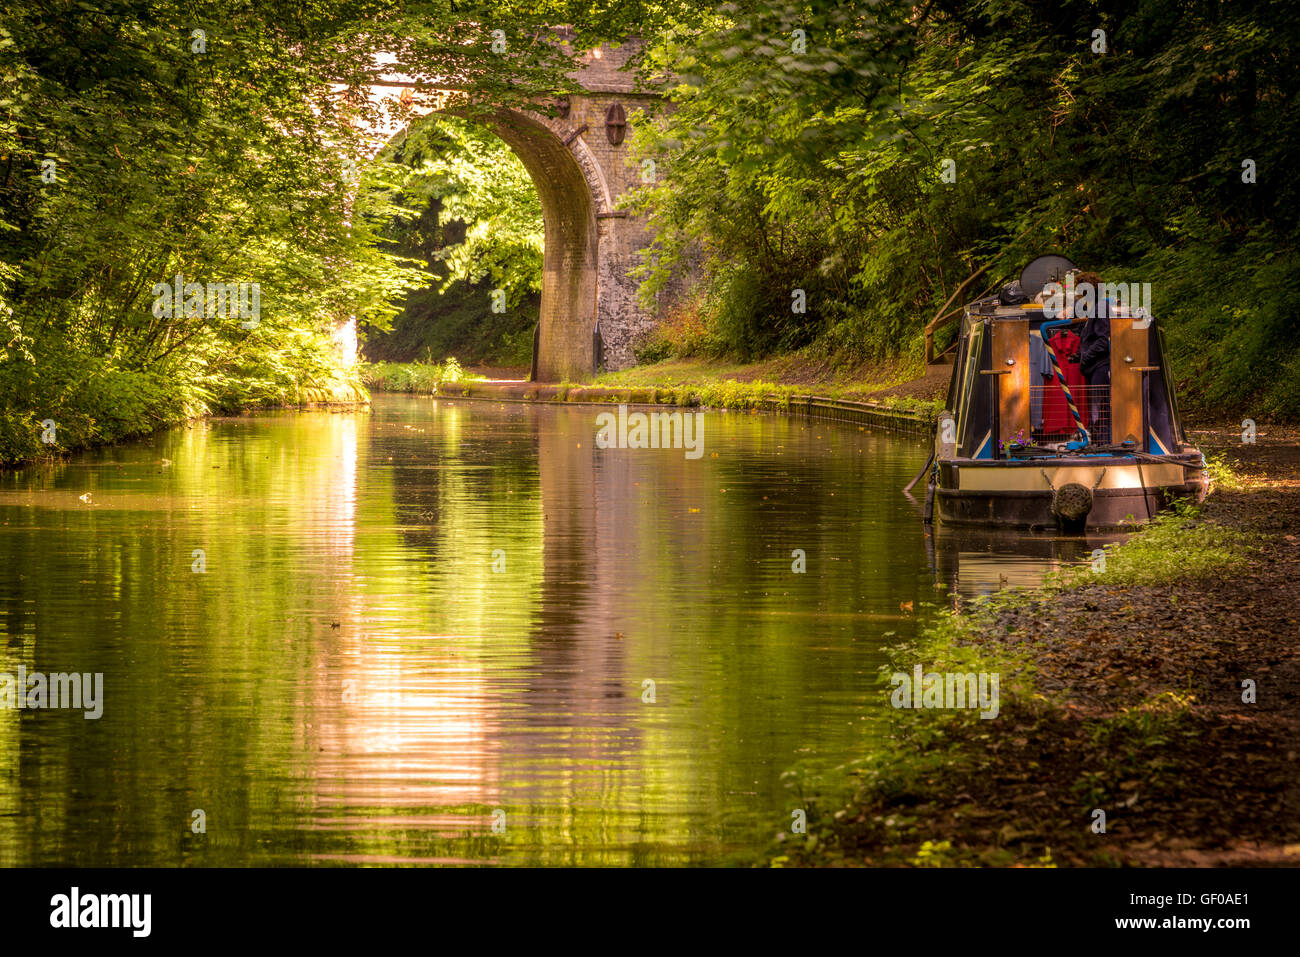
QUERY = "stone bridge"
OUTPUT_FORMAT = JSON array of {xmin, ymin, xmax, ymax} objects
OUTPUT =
[{"xmin": 346, "ymin": 42, "xmax": 664, "ymax": 382}]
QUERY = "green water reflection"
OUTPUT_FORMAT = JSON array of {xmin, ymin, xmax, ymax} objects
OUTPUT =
[{"xmin": 0, "ymin": 395, "xmax": 1072, "ymax": 865}]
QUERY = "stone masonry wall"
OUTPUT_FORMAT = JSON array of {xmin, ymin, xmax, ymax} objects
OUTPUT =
[{"xmin": 564, "ymin": 44, "xmax": 662, "ymax": 373}]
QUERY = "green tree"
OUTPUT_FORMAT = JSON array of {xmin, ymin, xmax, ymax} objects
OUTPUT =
[{"xmin": 626, "ymin": 0, "xmax": 1300, "ymax": 415}]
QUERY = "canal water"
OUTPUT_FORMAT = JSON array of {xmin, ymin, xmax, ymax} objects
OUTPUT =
[{"xmin": 0, "ymin": 395, "xmax": 1100, "ymax": 865}]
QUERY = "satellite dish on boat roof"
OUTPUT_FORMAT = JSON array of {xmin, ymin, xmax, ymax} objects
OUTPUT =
[{"xmin": 1019, "ymin": 254, "xmax": 1077, "ymax": 300}]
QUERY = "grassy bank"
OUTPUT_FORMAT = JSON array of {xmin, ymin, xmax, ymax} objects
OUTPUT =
[
  {"xmin": 763, "ymin": 441, "xmax": 1300, "ymax": 867},
  {"xmin": 362, "ymin": 355, "xmax": 948, "ymax": 418},
  {"xmin": 596, "ymin": 351, "xmax": 947, "ymax": 409}
]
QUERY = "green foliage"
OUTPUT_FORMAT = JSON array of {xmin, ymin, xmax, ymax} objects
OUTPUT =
[
  {"xmin": 876, "ymin": 395, "xmax": 945, "ymax": 416},
  {"xmin": 910, "ymin": 840, "xmax": 956, "ymax": 868},
  {"xmin": 1090, "ymin": 691, "xmax": 1195, "ymax": 754},
  {"xmin": 1054, "ymin": 505, "xmax": 1257, "ymax": 588},
  {"xmin": 0, "ymin": 0, "xmax": 416, "ymax": 463},
  {"xmin": 1075, "ymin": 690, "xmax": 1195, "ymax": 806},
  {"xmin": 362, "ymin": 115, "xmax": 543, "ymax": 365},
  {"xmin": 1202, "ymin": 450, "xmax": 1245, "ymax": 492},
  {"xmin": 361, "ymin": 359, "xmax": 476, "ymax": 394},
  {"xmin": 1139, "ymin": 234, "xmax": 1300, "ymax": 419},
  {"xmin": 378, "ymin": 116, "xmax": 544, "ymax": 302},
  {"xmin": 632, "ymin": 301, "xmax": 715, "ymax": 362},
  {"xmin": 627, "ymin": 0, "xmax": 1300, "ymax": 414},
  {"xmin": 0, "ymin": 1, "xmax": 675, "ymax": 464},
  {"xmin": 364, "ymin": 280, "xmax": 539, "ymax": 367}
]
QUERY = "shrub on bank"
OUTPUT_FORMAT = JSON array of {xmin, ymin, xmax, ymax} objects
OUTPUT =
[
  {"xmin": 361, "ymin": 359, "xmax": 474, "ymax": 394},
  {"xmin": 1, "ymin": 338, "xmax": 363, "ymax": 468}
]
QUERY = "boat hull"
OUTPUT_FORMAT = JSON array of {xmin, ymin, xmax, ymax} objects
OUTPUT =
[{"xmin": 933, "ymin": 453, "xmax": 1207, "ymax": 530}]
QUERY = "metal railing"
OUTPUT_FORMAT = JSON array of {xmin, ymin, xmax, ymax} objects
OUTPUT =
[{"xmin": 1031, "ymin": 383, "xmax": 1110, "ymax": 445}]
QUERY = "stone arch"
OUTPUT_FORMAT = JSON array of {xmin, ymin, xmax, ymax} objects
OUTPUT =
[
  {"xmin": 477, "ymin": 108, "xmax": 609, "ymax": 382},
  {"xmin": 355, "ymin": 64, "xmax": 663, "ymax": 382}
]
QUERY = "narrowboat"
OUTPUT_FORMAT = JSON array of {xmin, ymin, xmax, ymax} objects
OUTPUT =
[{"xmin": 924, "ymin": 255, "xmax": 1208, "ymax": 531}]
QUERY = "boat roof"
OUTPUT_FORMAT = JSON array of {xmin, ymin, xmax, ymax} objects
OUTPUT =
[
  {"xmin": 962, "ymin": 297, "xmax": 1151, "ymax": 323},
  {"xmin": 963, "ymin": 296, "xmax": 1047, "ymax": 317}
]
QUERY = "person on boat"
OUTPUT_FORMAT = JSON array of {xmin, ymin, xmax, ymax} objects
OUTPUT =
[{"xmin": 1076, "ymin": 271, "xmax": 1111, "ymax": 444}]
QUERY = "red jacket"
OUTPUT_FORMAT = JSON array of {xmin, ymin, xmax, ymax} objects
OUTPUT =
[{"xmin": 1041, "ymin": 330, "xmax": 1089, "ymax": 433}]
